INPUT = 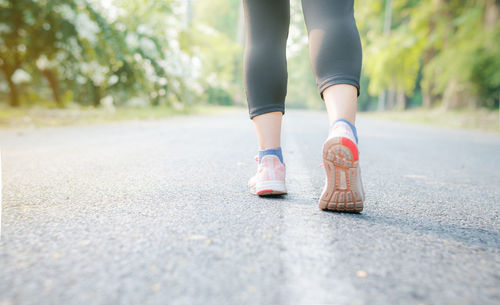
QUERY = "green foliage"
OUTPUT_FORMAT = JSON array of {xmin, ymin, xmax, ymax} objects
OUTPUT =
[
  {"xmin": 286, "ymin": 41, "xmax": 321, "ymax": 110},
  {"xmin": 0, "ymin": 0, "xmax": 202, "ymax": 108},
  {"xmin": 185, "ymin": 0, "xmax": 244, "ymax": 106},
  {"xmin": 358, "ymin": 73, "xmax": 377, "ymax": 111},
  {"xmin": 1, "ymin": 0, "xmax": 498, "ymax": 112},
  {"xmin": 194, "ymin": 0, "xmax": 240, "ymax": 41},
  {"xmin": 206, "ymin": 87, "xmax": 233, "ymax": 106},
  {"xmin": 359, "ymin": 0, "xmax": 500, "ymax": 110}
]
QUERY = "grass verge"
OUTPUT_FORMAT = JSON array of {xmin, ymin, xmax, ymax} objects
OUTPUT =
[
  {"xmin": 0, "ymin": 104, "xmax": 244, "ymax": 129},
  {"xmin": 360, "ymin": 108, "xmax": 500, "ymax": 133},
  {"xmin": 2, "ymin": 104, "xmax": 498, "ymax": 133}
]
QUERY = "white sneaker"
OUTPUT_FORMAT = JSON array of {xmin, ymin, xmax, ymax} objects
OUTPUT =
[
  {"xmin": 248, "ymin": 155, "xmax": 287, "ymax": 196},
  {"xmin": 319, "ymin": 121, "xmax": 365, "ymax": 212}
]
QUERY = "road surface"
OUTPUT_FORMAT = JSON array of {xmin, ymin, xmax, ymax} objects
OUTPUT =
[{"xmin": 1, "ymin": 110, "xmax": 499, "ymax": 305}]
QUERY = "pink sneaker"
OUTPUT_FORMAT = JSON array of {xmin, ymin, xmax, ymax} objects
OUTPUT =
[
  {"xmin": 248, "ymin": 155, "xmax": 287, "ymax": 196},
  {"xmin": 319, "ymin": 121, "xmax": 365, "ymax": 212}
]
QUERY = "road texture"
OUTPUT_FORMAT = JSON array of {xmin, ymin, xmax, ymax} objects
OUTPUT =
[{"xmin": 1, "ymin": 110, "xmax": 499, "ymax": 305}]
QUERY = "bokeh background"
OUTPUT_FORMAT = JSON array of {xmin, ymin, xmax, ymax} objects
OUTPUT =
[{"xmin": 0, "ymin": 0, "xmax": 499, "ymax": 128}]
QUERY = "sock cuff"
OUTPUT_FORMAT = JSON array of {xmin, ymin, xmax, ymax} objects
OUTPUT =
[
  {"xmin": 331, "ymin": 119, "xmax": 358, "ymax": 143},
  {"xmin": 258, "ymin": 147, "xmax": 283, "ymax": 164}
]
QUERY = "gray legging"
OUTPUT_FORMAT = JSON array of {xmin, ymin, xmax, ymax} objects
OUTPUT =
[{"xmin": 243, "ymin": 0, "xmax": 362, "ymax": 118}]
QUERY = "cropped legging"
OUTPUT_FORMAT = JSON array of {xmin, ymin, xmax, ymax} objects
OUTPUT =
[{"xmin": 243, "ymin": 0, "xmax": 362, "ymax": 118}]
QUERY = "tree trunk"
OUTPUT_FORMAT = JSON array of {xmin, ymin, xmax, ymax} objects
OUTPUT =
[
  {"xmin": 1, "ymin": 66, "xmax": 20, "ymax": 107},
  {"xmin": 422, "ymin": 93, "xmax": 432, "ymax": 108},
  {"xmin": 442, "ymin": 80, "xmax": 455, "ymax": 111},
  {"xmin": 395, "ymin": 90, "xmax": 406, "ymax": 110},
  {"xmin": 41, "ymin": 69, "xmax": 62, "ymax": 107},
  {"xmin": 378, "ymin": 91, "xmax": 386, "ymax": 111},
  {"xmin": 92, "ymin": 83, "xmax": 101, "ymax": 107},
  {"xmin": 442, "ymin": 79, "xmax": 468, "ymax": 110},
  {"xmin": 237, "ymin": 1, "xmax": 244, "ymax": 45},
  {"xmin": 6, "ymin": 74, "xmax": 20, "ymax": 107},
  {"xmin": 422, "ymin": 48, "xmax": 437, "ymax": 108},
  {"xmin": 485, "ymin": 0, "xmax": 499, "ymax": 29},
  {"xmin": 386, "ymin": 88, "xmax": 396, "ymax": 110},
  {"xmin": 377, "ymin": 0, "xmax": 393, "ymax": 112},
  {"xmin": 422, "ymin": 80, "xmax": 438, "ymax": 108},
  {"xmin": 422, "ymin": 83, "xmax": 437, "ymax": 108}
]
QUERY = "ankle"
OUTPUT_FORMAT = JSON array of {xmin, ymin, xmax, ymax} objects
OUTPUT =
[
  {"xmin": 258, "ymin": 147, "xmax": 284, "ymax": 163},
  {"xmin": 329, "ymin": 119, "xmax": 358, "ymax": 144}
]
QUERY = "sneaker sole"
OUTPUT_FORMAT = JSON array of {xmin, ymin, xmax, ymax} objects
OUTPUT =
[
  {"xmin": 255, "ymin": 180, "xmax": 287, "ymax": 196},
  {"xmin": 319, "ymin": 137, "xmax": 364, "ymax": 213}
]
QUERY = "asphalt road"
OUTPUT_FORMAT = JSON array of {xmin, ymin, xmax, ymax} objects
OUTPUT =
[{"xmin": 1, "ymin": 110, "xmax": 499, "ymax": 305}]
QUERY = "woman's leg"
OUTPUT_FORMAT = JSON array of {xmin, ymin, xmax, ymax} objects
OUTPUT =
[
  {"xmin": 243, "ymin": 0, "xmax": 290, "ymax": 196},
  {"xmin": 302, "ymin": 0, "xmax": 364, "ymax": 212},
  {"xmin": 243, "ymin": 0, "xmax": 290, "ymax": 150},
  {"xmin": 252, "ymin": 111, "xmax": 283, "ymax": 150},
  {"xmin": 302, "ymin": 0, "xmax": 362, "ymax": 126},
  {"xmin": 323, "ymin": 84, "xmax": 357, "ymax": 126}
]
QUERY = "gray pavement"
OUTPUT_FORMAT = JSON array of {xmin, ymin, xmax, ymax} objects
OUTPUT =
[{"xmin": 1, "ymin": 109, "xmax": 499, "ymax": 305}]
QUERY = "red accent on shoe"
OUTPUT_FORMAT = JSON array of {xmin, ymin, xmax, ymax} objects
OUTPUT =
[
  {"xmin": 257, "ymin": 189, "xmax": 274, "ymax": 195},
  {"xmin": 341, "ymin": 137, "xmax": 359, "ymax": 161}
]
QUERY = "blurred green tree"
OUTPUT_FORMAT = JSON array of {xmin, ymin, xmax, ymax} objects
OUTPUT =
[
  {"xmin": 1, "ymin": 0, "xmax": 498, "ymax": 112},
  {"xmin": 0, "ymin": 0, "xmax": 193, "ymax": 108},
  {"xmin": 358, "ymin": 0, "xmax": 500, "ymax": 111}
]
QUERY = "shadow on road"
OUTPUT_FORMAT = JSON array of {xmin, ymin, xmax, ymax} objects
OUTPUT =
[{"xmin": 340, "ymin": 213, "xmax": 500, "ymax": 251}]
